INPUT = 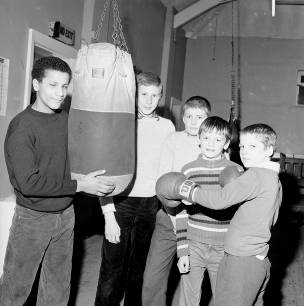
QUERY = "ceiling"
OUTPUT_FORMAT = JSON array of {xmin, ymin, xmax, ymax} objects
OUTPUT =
[{"xmin": 162, "ymin": 0, "xmax": 304, "ymax": 39}]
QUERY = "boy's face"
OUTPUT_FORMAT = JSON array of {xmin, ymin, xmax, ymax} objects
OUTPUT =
[
  {"xmin": 239, "ymin": 134, "xmax": 273, "ymax": 168},
  {"xmin": 183, "ymin": 108, "xmax": 208, "ymax": 136},
  {"xmin": 137, "ymin": 84, "xmax": 162, "ymax": 116},
  {"xmin": 199, "ymin": 129, "xmax": 229, "ymax": 160},
  {"xmin": 32, "ymin": 69, "xmax": 70, "ymax": 113}
]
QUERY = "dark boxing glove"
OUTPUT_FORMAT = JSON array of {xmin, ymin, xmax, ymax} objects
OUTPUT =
[
  {"xmin": 156, "ymin": 172, "xmax": 197, "ymax": 208},
  {"xmin": 218, "ymin": 166, "xmax": 242, "ymax": 187}
]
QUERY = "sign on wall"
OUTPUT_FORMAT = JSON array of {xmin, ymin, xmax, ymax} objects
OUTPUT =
[{"xmin": 49, "ymin": 21, "xmax": 75, "ymax": 46}]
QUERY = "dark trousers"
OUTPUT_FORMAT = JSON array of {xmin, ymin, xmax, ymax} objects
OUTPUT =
[
  {"xmin": 142, "ymin": 208, "xmax": 177, "ymax": 306},
  {"xmin": 214, "ymin": 253, "xmax": 271, "ymax": 306},
  {"xmin": 0, "ymin": 204, "xmax": 74, "ymax": 306},
  {"xmin": 95, "ymin": 196, "xmax": 159, "ymax": 306}
]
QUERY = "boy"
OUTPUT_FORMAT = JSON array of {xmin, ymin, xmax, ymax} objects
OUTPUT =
[
  {"xmin": 95, "ymin": 72, "xmax": 175, "ymax": 306},
  {"xmin": 142, "ymin": 96, "xmax": 211, "ymax": 306},
  {"xmin": 156, "ymin": 123, "xmax": 282, "ymax": 306},
  {"xmin": 176, "ymin": 116, "xmax": 243, "ymax": 305},
  {"xmin": 1, "ymin": 56, "xmax": 115, "ymax": 306}
]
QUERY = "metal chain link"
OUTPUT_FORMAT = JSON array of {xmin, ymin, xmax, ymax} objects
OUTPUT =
[
  {"xmin": 93, "ymin": 0, "xmax": 129, "ymax": 53},
  {"xmin": 94, "ymin": 0, "xmax": 111, "ymax": 42},
  {"xmin": 112, "ymin": 0, "xmax": 129, "ymax": 52}
]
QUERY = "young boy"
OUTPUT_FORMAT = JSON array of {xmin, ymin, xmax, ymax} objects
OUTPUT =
[
  {"xmin": 142, "ymin": 96, "xmax": 211, "ymax": 306},
  {"xmin": 94, "ymin": 72, "xmax": 175, "ymax": 306},
  {"xmin": 156, "ymin": 123, "xmax": 282, "ymax": 306},
  {"xmin": 176, "ymin": 116, "xmax": 243, "ymax": 305},
  {"xmin": 1, "ymin": 56, "xmax": 115, "ymax": 306}
]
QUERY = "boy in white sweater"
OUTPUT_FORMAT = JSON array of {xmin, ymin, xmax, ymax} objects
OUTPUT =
[{"xmin": 142, "ymin": 96, "xmax": 211, "ymax": 306}]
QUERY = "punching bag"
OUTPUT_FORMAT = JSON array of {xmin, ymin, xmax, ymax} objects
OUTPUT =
[{"xmin": 68, "ymin": 42, "xmax": 136, "ymax": 196}]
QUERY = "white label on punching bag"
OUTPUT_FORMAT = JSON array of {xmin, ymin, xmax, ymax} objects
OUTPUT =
[{"xmin": 92, "ymin": 68, "xmax": 105, "ymax": 78}]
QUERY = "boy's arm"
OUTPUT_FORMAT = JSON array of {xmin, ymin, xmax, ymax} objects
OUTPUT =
[
  {"xmin": 6, "ymin": 129, "xmax": 115, "ymax": 197},
  {"xmin": 100, "ymin": 197, "xmax": 120, "ymax": 243},
  {"xmin": 158, "ymin": 135, "xmax": 175, "ymax": 177},
  {"xmin": 156, "ymin": 170, "xmax": 260, "ymax": 210},
  {"xmin": 193, "ymin": 169, "xmax": 260, "ymax": 209},
  {"xmin": 176, "ymin": 207, "xmax": 189, "ymax": 258},
  {"xmin": 5, "ymin": 129, "xmax": 76, "ymax": 196}
]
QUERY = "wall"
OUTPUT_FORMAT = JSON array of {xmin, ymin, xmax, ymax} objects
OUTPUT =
[
  {"xmin": 92, "ymin": 0, "xmax": 166, "ymax": 75},
  {"xmin": 183, "ymin": 36, "xmax": 304, "ymax": 155},
  {"xmin": 0, "ymin": 0, "xmax": 84, "ymax": 197}
]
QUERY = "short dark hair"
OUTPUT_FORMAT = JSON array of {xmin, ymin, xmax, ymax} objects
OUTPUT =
[
  {"xmin": 31, "ymin": 56, "xmax": 72, "ymax": 83},
  {"xmin": 182, "ymin": 96, "xmax": 211, "ymax": 117},
  {"xmin": 198, "ymin": 116, "xmax": 231, "ymax": 142},
  {"xmin": 136, "ymin": 71, "xmax": 162, "ymax": 92},
  {"xmin": 241, "ymin": 123, "xmax": 277, "ymax": 148}
]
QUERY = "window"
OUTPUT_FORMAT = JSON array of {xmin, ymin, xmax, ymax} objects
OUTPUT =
[{"xmin": 296, "ymin": 70, "xmax": 304, "ymax": 106}]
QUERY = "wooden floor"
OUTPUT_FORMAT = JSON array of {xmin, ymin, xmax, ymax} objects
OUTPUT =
[
  {"xmin": 264, "ymin": 210, "xmax": 304, "ymax": 306},
  {"xmin": 26, "ymin": 195, "xmax": 304, "ymax": 306},
  {"xmin": 68, "ymin": 199, "xmax": 304, "ymax": 306}
]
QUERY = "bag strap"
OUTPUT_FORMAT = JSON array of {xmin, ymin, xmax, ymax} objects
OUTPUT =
[{"xmin": 93, "ymin": 0, "xmax": 129, "ymax": 53}]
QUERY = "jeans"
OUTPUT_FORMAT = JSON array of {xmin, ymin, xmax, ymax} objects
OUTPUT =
[
  {"xmin": 0, "ymin": 204, "xmax": 74, "ymax": 306},
  {"xmin": 214, "ymin": 253, "xmax": 271, "ymax": 306},
  {"xmin": 142, "ymin": 208, "xmax": 177, "ymax": 306},
  {"xmin": 179, "ymin": 241, "xmax": 225, "ymax": 306},
  {"xmin": 95, "ymin": 196, "xmax": 159, "ymax": 306}
]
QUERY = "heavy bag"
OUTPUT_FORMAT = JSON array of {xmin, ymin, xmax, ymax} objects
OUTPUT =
[{"xmin": 69, "ymin": 42, "xmax": 136, "ymax": 196}]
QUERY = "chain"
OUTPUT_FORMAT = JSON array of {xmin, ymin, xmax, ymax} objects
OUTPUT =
[
  {"xmin": 236, "ymin": 0, "xmax": 242, "ymax": 121},
  {"xmin": 94, "ymin": 0, "xmax": 111, "ymax": 42},
  {"xmin": 93, "ymin": 0, "xmax": 129, "ymax": 53},
  {"xmin": 230, "ymin": 0, "xmax": 236, "ymax": 121},
  {"xmin": 212, "ymin": 7, "xmax": 220, "ymax": 61},
  {"xmin": 112, "ymin": 0, "xmax": 129, "ymax": 52}
]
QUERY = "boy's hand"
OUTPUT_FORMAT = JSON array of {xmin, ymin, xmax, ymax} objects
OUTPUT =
[
  {"xmin": 76, "ymin": 170, "xmax": 116, "ymax": 196},
  {"xmin": 104, "ymin": 212, "xmax": 120, "ymax": 243},
  {"xmin": 177, "ymin": 255, "xmax": 190, "ymax": 273}
]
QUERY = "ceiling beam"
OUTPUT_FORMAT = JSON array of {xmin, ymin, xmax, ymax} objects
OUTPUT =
[
  {"xmin": 174, "ymin": 0, "xmax": 222, "ymax": 28},
  {"xmin": 276, "ymin": 0, "xmax": 304, "ymax": 4},
  {"xmin": 160, "ymin": 0, "xmax": 175, "ymax": 7}
]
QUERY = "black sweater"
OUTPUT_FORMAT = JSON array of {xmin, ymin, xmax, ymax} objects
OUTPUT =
[{"xmin": 4, "ymin": 106, "xmax": 77, "ymax": 212}]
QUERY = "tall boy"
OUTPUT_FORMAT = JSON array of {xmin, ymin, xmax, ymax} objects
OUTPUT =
[
  {"xmin": 156, "ymin": 123, "xmax": 282, "ymax": 306},
  {"xmin": 142, "ymin": 96, "xmax": 211, "ymax": 306},
  {"xmin": 1, "ymin": 56, "xmax": 115, "ymax": 306},
  {"xmin": 176, "ymin": 116, "xmax": 243, "ymax": 305},
  {"xmin": 95, "ymin": 72, "xmax": 175, "ymax": 306}
]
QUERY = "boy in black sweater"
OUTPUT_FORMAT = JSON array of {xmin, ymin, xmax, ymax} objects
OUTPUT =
[{"xmin": 1, "ymin": 56, "xmax": 115, "ymax": 305}]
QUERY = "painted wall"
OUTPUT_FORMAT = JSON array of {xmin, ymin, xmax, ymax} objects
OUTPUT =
[
  {"xmin": 183, "ymin": 36, "xmax": 304, "ymax": 155},
  {"xmin": 0, "ymin": 0, "xmax": 84, "ymax": 197},
  {"xmin": 92, "ymin": 0, "xmax": 166, "ymax": 75}
]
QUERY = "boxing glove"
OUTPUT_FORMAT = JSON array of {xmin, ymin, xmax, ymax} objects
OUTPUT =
[
  {"xmin": 156, "ymin": 172, "xmax": 197, "ymax": 208},
  {"xmin": 218, "ymin": 166, "xmax": 242, "ymax": 187}
]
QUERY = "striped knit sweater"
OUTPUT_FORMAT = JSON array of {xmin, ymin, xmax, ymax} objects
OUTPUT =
[{"xmin": 176, "ymin": 155, "xmax": 243, "ymax": 257}]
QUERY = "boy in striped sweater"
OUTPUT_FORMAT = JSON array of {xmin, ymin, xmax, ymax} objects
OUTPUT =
[{"xmin": 176, "ymin": 116, "xmax": 243, "ymax": 306}]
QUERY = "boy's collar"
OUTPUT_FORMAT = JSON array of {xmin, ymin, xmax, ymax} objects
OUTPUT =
[
  {"xmin": 183, "ymin": 130, "xmax": 199, "ymax": 137},
  {"xmin": 137, "ymin": 111, "xmax": 159, "ymax": 120},
  {"xmin": 248, "ymin": 160, "xmax": 280, "ymax": 173},
  {"xmin": 198, "ymin": 153, "xmax": 226, "ymax": 161}
]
